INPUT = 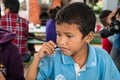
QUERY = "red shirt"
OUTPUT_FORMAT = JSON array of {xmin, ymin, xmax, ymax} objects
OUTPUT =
[
  {"xmin": 102, "ymin": 38, "xmax": 112, "ymax": 54},
  {"xmin": 0, "ymin": 13, "xmax": 29, "ymax": 54}
]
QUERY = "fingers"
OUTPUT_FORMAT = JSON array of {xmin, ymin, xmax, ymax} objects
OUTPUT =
[
  {"xmin": 38, "ymin": 40, "xmax": 57, "ymax": 58},
  {"xmin": 43, "ymin": 41, "xmax": 56, "ymax": 54},
  {"xmin": 42, "ymin": 45, "xmax": 54, "ymax": 55}
]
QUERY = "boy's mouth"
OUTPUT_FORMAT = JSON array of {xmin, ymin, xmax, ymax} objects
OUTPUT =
[{"xmin": 59, "ymin": 47, "xmax": 68, "ymax": 52}]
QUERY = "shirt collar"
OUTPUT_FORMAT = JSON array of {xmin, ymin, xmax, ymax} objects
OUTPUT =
[
  {"xmin": 61, "ymin": 44, "xmax": 97, "ymax": 68},
  {"xmin": 62, "ymin": 54, "xmax": 74, "ymax": 64},
  {"xmin": 86, "ymin": 44, "xmax": 97, "ymax": 68}
]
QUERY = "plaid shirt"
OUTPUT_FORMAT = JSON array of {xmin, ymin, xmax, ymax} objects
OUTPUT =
[{"xmin": 0, "ymin": 13, "xmax": 29, "ymax": 54}]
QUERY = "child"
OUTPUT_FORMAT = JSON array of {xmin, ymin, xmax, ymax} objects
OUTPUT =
[
  {"xmin": 26, "ymin": 2, "xmax": 120, "ymax": 80},
  {"xmin": 0, "ymin": 0, "xmax": 31, "ymax": 62},
  {"xmin": 0, "ymin": 29, "xmax": 25, "ymax": 80},
  {"xmin": 99, "ymin": 10, "xmax": 115, "ymax": 54},
  {"xmin": 46, "ymin": 6, "xmax": 61, "ymax": 43}
]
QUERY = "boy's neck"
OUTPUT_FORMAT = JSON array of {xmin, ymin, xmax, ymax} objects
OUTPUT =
[{"xmin": 72, "ymin": 44, "xmax": 88, "ymax": 68}]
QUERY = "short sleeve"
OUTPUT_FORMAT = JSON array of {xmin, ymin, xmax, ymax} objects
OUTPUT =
[{"xmin": 37, "ymin": 56, "xmax": 53, "ymax": 80}]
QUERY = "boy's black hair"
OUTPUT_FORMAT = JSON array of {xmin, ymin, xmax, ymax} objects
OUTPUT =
[
  {"xmin": 56, "ymin": 2, "xmax": 96, "ymax": 38},
  {"xmin": 99, "ymin": 10, "xmax": 112, "ymax": 19},
  {"xmin": 3, "ymin": 0, "xmax": 20, "ymax": 14}
]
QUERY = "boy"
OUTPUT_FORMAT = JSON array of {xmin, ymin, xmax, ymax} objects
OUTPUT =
[
  {"xmin": 26, "ymin": 2, "xmax": 120, "ymax": 80},
  {"xmin": 0, "ymin": 29, "xmax": 25, "ymax": 80}
]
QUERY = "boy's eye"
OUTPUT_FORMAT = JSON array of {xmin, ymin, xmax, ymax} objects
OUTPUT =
[
  {"xmin": 57, "ymin": 33, "xmax": 61, "ymax": 36},
  {"xmin": 67, "ymin": 35, "xmax": 73, "ymax": 38}
]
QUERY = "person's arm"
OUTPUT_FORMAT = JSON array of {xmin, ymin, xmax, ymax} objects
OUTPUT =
[
  {"xmin": 26, "ymin": 40, "xmax": 57, "ymax": 80},
  {"xmin": 107, "ymin": 7, "xmax": 120, "ymax": 25},
  {"xmin": 26, "ymin": 53, "xmax": 41, "ymax": 80}
]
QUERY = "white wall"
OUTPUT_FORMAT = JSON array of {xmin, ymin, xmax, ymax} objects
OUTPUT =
[
  {"xmin": 103, "ymin": 0, "xmax": 118, "ymax": 10},
  {"xmin": 19, "ymin": 0, "xmax": 29, "ymax": 20},
  {"xmin": 70, "ymin": 0, "xmax": 84, "ymax": 3}
]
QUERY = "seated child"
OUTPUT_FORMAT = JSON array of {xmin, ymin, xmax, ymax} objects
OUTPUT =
[
  {"xmin": 0, "ymin": 29, "xmax": 25, "ymax": 80},
  {"xmin": 26, "ymin": 2, "xmax": 120, "ymax": 80}
]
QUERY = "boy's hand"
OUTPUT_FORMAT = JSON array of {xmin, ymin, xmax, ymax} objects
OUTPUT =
[{"xmin": 37, "ymin": 40, "xmax": 57, "ymax": 58}]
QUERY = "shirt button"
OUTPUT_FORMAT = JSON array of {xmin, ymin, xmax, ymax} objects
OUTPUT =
[
  {"xmin": 92, "ymin": 62, "xmax": 95, "ymax": 66},
  {"xmin": 78, "ymin": 73, "xmax": 81, "ymax": 76}
]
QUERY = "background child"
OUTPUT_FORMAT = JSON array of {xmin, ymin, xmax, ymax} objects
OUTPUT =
[
  {"xmin": 0, "ymin": 0, "xmax": 31, "ymax": 62},
  {"xmin": 99, "ymin": 10, "xmax": 115, "ymax": 54},
  {"xmin": 0, "ymin": 29, "xmax": 25, "ymax": 80},
  {"xmin": 46, "ymin": 6, "xmax": 61, "ymax": 43},
  {"xmin": 26, "ymin": 2, "xmax": 120, "ymax": 80}
]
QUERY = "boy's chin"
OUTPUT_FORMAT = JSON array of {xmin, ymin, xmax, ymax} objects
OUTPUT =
[{"xmin": 62, "ymin": 51, "xmax": 73, "ymax": 56}]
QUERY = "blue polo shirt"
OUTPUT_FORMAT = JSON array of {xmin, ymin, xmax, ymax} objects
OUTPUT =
[{"xmin": 37, "ymin": 44, "xmax": 120, "ymax": 80}]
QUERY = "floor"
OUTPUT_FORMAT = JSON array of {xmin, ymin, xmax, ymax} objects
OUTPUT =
[{"xmin": 23, "ymin": 43, "xmax": 102, "ymax": 78}]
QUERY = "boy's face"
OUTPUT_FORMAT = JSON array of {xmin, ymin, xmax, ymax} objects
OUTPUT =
[{"xmin": 56, "ymin": 23, "xmax": 93, "ymax": 56}]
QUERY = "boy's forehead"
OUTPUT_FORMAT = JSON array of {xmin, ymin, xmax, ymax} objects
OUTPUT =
[
  {"xmin": 56, "ymin": 23, "xmax": 80, "ymax": 32},
  {"xmin": 56, "ymin": 23, "xmax": 78, "ymax": 28}
]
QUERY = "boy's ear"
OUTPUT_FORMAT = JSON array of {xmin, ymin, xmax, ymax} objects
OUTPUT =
[{"xmin": 84, "ymin": 31, "xmax": 94, "ymax": 43}]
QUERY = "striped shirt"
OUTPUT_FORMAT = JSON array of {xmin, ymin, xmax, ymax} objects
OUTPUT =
[{"xmin": 0, "ymin": 13, "xmax": 29, "ymax": 54}]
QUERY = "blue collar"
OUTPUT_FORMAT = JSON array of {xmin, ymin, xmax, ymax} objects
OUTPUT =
[
  {"xmin": 86, "ymin": 44, "xmax": 97, "ymax": 67},
  {"xmin": 62, "ymin": 54, "xmax": 74, "ymax": 64}
]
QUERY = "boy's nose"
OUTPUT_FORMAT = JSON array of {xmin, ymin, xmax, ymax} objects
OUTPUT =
[{"xmin": 57, "ymin": 37, "xmax": 67, "ymax": 45}]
